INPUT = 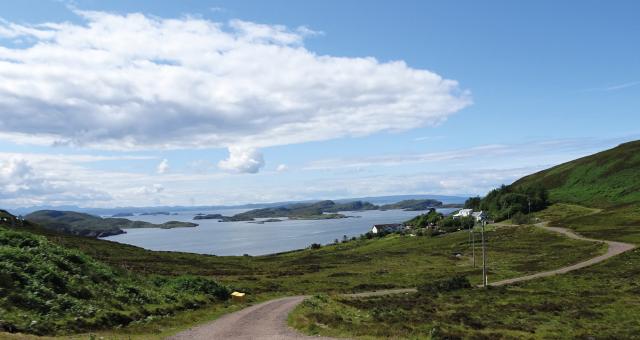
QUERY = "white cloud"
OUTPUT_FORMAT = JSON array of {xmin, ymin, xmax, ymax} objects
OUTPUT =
[
  {"xmin": 218, "ymin": 146, "xmax": 265, "ymax": 174},
  {"xmin": 131, "ymin": 183, "xmax": 165, "ymax": 195},
  {"xmin": 0, "ymin": 10, "xmax": 470, "ymax": 157},
  {"xmin": 0, "ymin": 157, "xmax": 111, "ymax": 206},
  {"xmin": 157, "ymin": 158, "xmax": 169, "ymax": 174},
  {"xmin": 276, "ymin": 164, "xmax": 288, "ymax": 172}
]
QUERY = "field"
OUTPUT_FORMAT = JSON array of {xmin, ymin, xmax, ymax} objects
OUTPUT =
[{"xmin": 290, "ymin": 203, "xmax": 640, "ymax": 339}]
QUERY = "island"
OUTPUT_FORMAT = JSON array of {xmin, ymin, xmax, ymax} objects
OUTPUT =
[
  {"xmin": 111, "ymin": 212, "xmax": 134, "ymax": 217},
  {"xmin": 379, "ymin": 199, "xmax": 444, "ymax": 211},
  {"xmin": 25, "ymin": 210, "xmax": 198, "ymax": 238},
  {"xmin": 140, "ymin": 211, "xmax": 172, "ymax": 216},
  {"xmin": 220, "ymin": 200, "xmax": 377, "ymax": 222},
  {"xmin": 193, "ymin": 213, "xmax": 226, "ymax": 220}
]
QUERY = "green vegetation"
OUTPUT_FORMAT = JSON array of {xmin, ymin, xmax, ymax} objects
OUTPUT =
[
  {"xmin": 0, "ymin": 197, "xmax": 613, "ymax": 338},
  {"xmin": 25, "ymin": 210, "xmax": 197, "ymax": 238},
  {"xmin": 475, "ymin": 184, "xmax": 550, "ymax": 221},
  {"xmin": 513, "ymin": 140, "xmax": 640, "ymax": 207},
  {"xmin": 223, "ymin": 200, "xmax": 378, "ymax": 221},
  {"xmin": 290, "ymin": 142, "xmax": 640, "ymax": 339},
  {"xmin": 292, "ymin": 204, "xmax": 640, "ymax": 339},
  {"xmin": 379, "ymin": 199, "xmax": 443, "ymax": 211},
  {"xmin": 0, "ymin": 225, "xmax": 229, "ymax": 335}
]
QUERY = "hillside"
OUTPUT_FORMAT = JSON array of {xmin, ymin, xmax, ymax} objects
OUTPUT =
[
  {"xmin": 25, "ymin": 210, "xmax": 197, "ymax": 238},
  {"xmin": 0, "ymin": 211, "xmax": 229, "ymax": 335},
  {"xmin": 512, "ymin": 140, "xmax": 640, "ymax": 207}
]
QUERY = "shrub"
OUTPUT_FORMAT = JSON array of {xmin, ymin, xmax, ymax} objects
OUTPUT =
[
  {"xmin": 417, "ymin": 276, "xmax": 472, "ymax": 295},
  {"xmin": 512, "ymin": 212, "xmax": 532, "ymax": 225}
]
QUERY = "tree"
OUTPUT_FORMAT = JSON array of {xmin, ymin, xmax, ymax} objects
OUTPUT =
[{"xmin": 464, "ymin": 196, "xmax": 482, "ymax": 210}]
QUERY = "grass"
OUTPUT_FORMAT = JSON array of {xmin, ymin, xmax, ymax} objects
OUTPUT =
[
  {"xmin": 2, "ymin": 209, "xmax": 605, "ymax": 338},
  {"xmin": 291, "ymin": 203, "xmax": 640, "ymax": 339},
  {"xmin": 513, "ymin": 140, "xmax": 640, "ymax": 207},
  {"xmin": 291, "ymin": 247, "xmax": 640, "ymax": 339},
  {"xmin": 536, "ymin": 203, "xmax": 640, "ymax": 245},
  {"xmin": 8, "ymin": 218, "xmax": 605, "ymax": 296},
  {"xmin": 2, "ymin": 293, "xmax": 280, "ymax": 340},
  {"xmin": 0, "ymin": 226, "xmax": 231, "ymax": 336}
]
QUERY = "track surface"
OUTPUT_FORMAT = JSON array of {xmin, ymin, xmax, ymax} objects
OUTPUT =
[
  {"xmin": 489, "ymin": 223, "xmax": 635, "ymax": 286},
  {"xmin": 167, "ymin": 224, "xmax": 636, "ymax": 339}
]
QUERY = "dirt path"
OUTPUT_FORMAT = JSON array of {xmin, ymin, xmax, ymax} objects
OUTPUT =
[
  {"xmin": 488, "ymin": 223, "xmax": 636, "ymax": 286},
  {"xmin": 166, "ymin": 296, "xmax": 336, "ymax": 340},
  {"xmin": 166, "ymin": 223, "xmax": 636, "ymax": 339}
]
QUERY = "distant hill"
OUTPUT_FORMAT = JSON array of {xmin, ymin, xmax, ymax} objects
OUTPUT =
[
  {"xmin": 380, "ymin": 199, "xmax": 443, "ymax": 211},
  {"xmin": 25, "ymin": 210, "xmax": 197, "ymax": 238},
  {"xmin": 7, "ymin": 194, "xmax": 469, "ymax": 216},
  {"xmin": 512, "ymin": 140, "xmax": 640, "ymax": 207}
]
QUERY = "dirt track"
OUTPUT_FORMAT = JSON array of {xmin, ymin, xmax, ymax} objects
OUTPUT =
[
  {"xmin": 166, "ymin": 296, "xmax": 335, "ymax": 340},
  {"xmin": 488, "ymin": 223, "xmax": 636, "ymax": 286},
  {"xmin": 166, "ymin": 223, "xmax": 636, "ymax": 339}
]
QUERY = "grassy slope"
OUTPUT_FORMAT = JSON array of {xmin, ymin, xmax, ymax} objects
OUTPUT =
[
  {"xmin": 291, "ymin": 205, "xmax": 640, "ymax": 339},
  {"xmin": 0, "ymin": 225, "xmax": 229, "ymax": 336},
  {"xmin": 290, "ymin": 142, "xmax": 640, "ymax": 339},
  {"xmin": 512, "ymin": 140, "xmax": 640, "ymax": 207}
]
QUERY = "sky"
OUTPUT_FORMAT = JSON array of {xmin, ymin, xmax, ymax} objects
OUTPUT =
[{"xmin": 0, "ymin": 0, "xmax": 638, "ymax": 208}]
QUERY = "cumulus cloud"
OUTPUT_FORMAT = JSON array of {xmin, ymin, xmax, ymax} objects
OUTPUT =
[
  {"xmin": 0, "ymin": 157, "xmax": 111, "ymax": 206},
  {"xmin": 0, "ymin": 10, "xmax": 470, "ymax": 155},
  {"xmin": 157, "ymin": 158, "xmax": 169, "ymax": 174},
  {"xmin": 218, "ymin": 146, "xmax": 265, "ymax": 173},
  {"xmin": 276, "ymin": 164, "xmax": 288, "ymax": 172}
]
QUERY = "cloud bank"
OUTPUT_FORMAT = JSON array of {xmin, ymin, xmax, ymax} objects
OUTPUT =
[{"xmin": 0, "ymin": 10, "xmax": 470, "ymax": 160}]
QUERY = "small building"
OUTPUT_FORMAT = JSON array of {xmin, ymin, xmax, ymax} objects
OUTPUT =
[
  {"xmin": 453, "ymin": 209, "xmax": 473, "ymax": 218},
  {"xmin": 371, "ymin": 223, "xmax": 405, "ymax": 234}
]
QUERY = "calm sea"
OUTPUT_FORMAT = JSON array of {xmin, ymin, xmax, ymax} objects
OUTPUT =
[{"xmin": 103, "ymin": 208, "xmax": 456, "ymax": 256}]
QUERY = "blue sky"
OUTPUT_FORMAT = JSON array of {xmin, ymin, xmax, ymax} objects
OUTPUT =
[{"xmin": 0, "ymin": 0, "xmax": 638, "ymax": 208}]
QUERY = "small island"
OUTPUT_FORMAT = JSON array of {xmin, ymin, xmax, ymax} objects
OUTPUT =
[
  {"xmin": 193, "ymin": 213, "xmax": 225, "ymax": 220},
  {"xmin": 111, "ymin": 212, "xmax": 134, "ymax": 217},
  {"xmin": 140, "ymin": 211, "xmax": 172, "ymax": 216}
]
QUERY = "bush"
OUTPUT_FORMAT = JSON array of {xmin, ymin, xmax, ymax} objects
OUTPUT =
[
  {"xmin": 0, "ymin": 226, "xmax": 230, "ymax": 335},
  {"xmin": 417, "ymin": 276, "xmax": 472, "ymax": 295},
  {"xmin": 512, "ymin": 212, "xmax": 532, "ymax": 225}
]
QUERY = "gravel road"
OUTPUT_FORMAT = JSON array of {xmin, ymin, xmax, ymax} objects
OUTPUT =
[{"xmin": 166, "ymin": 296, "xmax": 336, "ymax": 340}]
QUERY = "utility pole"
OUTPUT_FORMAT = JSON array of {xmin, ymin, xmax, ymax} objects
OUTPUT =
[
  {"xmin": 482, "ymin": 220, "xmax": 487, "ymax": 288},
  {"xmin": 472, "ymin": 225, "xmax": 476, "ymax": 268},
  {"xmin": 528, "ymin": 199, "xmax": 531, "ymax": 214}
]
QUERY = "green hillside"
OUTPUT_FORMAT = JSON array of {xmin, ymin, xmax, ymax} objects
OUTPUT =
[
  {"xmin": 25, "ymin": 210, "xmax": 197, "ymax": 238},
  {"xmin": 0, "ymin": 218, "xmax": 230, "ymax": 335},
  {"xmin": 512, "ymin": 140, "xmax": 640, "ymax": 207}
]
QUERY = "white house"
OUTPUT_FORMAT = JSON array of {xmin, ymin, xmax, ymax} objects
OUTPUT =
[
  {"xmin": 454, "ymin": 209, "xmax": 487, "ymax": 222},
  {"xmin": 471, "ymin": 211, "xmax": 487, "ymax": 222},
  {"xmin": 371, "ymin": 223, "xmax": 405, "ymax": 234},
  {"xmin": 453, "ymin": 209, "xmax": 473, "ymax": 218}
]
